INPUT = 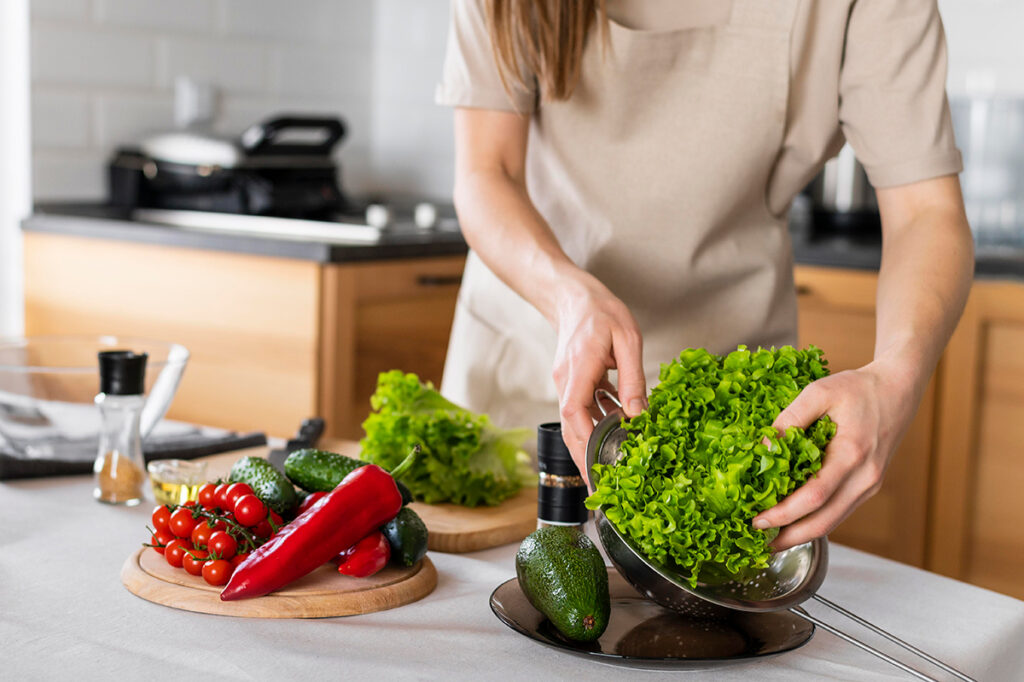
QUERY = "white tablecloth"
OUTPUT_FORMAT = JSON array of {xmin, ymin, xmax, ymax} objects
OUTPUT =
[{"xmin": 3, "ymin": 473, "xmax": 1022, "ymax": 681}]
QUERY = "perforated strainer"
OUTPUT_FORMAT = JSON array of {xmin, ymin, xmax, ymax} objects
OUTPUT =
[{"xmin": 586, "ymin": 391, "xmax": 974, "ymax": 682}]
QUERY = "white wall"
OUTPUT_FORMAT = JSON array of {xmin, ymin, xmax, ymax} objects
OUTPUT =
[
  {"xmin": 940, "ymin": 0, "xmax": 1024, "ymax": 97},
  {"xmin": 0, "ymin": 0, "xmax": 31, "ymax": 337},
  {"xmin": 30, "ymin": 0, "xmax": 376, "ymax": 200}
]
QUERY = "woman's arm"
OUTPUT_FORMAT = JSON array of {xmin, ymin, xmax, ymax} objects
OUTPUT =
[
  {"xmin": 753, "ymin": 174, "xmax": 974, "ymax": 550},
  {"xmin": 452, "ymin": 108, "xmax": 647, "ymax": 472}
]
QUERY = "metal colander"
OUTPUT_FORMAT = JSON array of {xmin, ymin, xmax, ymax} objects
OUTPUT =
[{"xmin": 586, "ymin": 391, "xmax": 973, "ymax": 681}]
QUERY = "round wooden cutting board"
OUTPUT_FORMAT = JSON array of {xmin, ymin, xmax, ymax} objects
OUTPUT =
[{"xmin": 122, "ymin": 548, "xmax": 437, "ymax": 618}]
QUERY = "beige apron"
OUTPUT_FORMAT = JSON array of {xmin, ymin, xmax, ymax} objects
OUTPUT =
[{"xmin": 442, "ymin": 0, "xmax": 800, "ymax": 430}]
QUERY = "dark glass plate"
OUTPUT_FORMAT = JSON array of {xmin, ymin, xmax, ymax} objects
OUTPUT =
[{"xmin": 489, "ymin": 572, "xmax": 814, "ymax": 671}]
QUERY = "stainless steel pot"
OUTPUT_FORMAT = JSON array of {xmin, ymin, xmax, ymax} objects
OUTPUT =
[{"xmin": 585, "ymin": 390, "xmax": 973, "ymax": 681}]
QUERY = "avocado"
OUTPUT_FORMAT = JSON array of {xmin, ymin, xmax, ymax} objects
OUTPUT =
[
  {"xmin": 285, "ymin": 448, "xmax": 413, "ymax": 504},
  {"xmin": 381, "ymin": 507, "xmax": 429, "ymax": 567},
  {"xmin": 515, "ymin": 526, "xmax": 610, "ymax": 642},
  {"xmin": 228, "ymin": 456, "xmax": 297, "ymax": 518}
]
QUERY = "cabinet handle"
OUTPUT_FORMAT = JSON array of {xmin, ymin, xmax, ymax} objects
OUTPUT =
[
  {"xmin": 417, "ymin": 274, "xmax": 463, "ymax": 287},
  {"xmin": 795, "ymin": 284, "xmax": 813, "ymax": 297}
]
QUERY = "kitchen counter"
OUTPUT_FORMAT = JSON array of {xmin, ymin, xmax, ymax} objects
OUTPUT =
[
  {"xmin": 24, "ymin": 201, "xmax": 1024, "ymax": 278},
  {"xmin": 23, "ymin": 203, "xmax": 468, "ymax": 264},
  {"xmin": 3, "ymin": 455, "xmax": 1023, "ymax": 680}
]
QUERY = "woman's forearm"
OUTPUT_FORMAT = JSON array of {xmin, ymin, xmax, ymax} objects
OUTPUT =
[{"xmin": 873, "ymin": 175, "xmax": 975, "ymax": 396}]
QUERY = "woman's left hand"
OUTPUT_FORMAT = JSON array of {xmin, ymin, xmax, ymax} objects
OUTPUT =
[{"xmin": 751, "ymin": 356, "xmax": 923, "ymax": 551}]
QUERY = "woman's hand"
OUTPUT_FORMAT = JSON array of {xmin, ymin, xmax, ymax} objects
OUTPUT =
[
  {"xmin": 552, "ymin": 273, "xmax": 647, "ymax": 479},
  {"xmin": 751, "ymin": 355, "xmax": 924, "ymax": 551}
]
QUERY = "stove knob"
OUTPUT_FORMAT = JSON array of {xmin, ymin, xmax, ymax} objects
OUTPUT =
[
  {"xmin": 365, "ymin": 204, "xmax": 392, "ymax": 229},
  {"xmin": 414, "ymin": 202, "xmax": 438, "ymax": 229}
]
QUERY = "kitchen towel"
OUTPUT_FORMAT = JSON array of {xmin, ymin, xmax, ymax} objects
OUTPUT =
[{"xmin": 0, "ymin": 428, "xmax": 267, "ymax": 481}]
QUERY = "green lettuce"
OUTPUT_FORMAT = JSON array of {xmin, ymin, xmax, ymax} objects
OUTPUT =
[
  {"xmin": 585, "ymin": 346, "xmax": 836, "ymax": 586},
  {"xmin": 360, "ymin": 370, "xmax": 533, "ymax": 506}
]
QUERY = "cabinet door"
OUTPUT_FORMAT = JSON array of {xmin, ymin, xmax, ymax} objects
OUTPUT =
[
  {"xmin": 794, "ymin": 266, "xmax": 934, "ymax": 567},
  {"xmin": 320, "ymin": 256, "xmax": 465, "ymax": 439},
  {"xmin": 931, "ymin": 282, "xmax": 1024, "ymax": 600}
]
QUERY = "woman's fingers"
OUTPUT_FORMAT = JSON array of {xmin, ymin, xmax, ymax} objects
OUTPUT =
[
  {"xmin": 769, "ymin": 468, "xmax": 878, "ymax": 551},
  {"xmin": 752, "ymin": 443, "xmax": 856, "ymax": 530},
  {"xmin": 612, "ymin": 327, "xmax": 647, "ymax": 417},
  {"xmin": 559, "ymin": 354, "xmax": 611, "ymax": 479},
  {"xmin": 772, "ymin": 381, "xmax": 829, "ymax": 432}
]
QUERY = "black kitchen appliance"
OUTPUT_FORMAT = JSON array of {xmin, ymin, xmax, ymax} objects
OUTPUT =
[{"xmin": 108, "ymin": 115, "xmax": 349, "ymax": 218}]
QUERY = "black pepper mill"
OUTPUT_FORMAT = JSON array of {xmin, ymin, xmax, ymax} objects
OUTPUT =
[{"xmin": 536, "ymin": 422, "xmax": 589, "ymax": 530}]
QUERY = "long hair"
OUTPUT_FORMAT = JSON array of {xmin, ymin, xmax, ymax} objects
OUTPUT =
[{"xmin": 485, "ymin": 0, "xmax": 608, "ymax": 102}]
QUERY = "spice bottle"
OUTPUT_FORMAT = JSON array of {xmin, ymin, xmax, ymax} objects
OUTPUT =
[
  {"xmin": 536, "ymin": 422, "xmax": 589, "ymax": 530},
  {"xmin": 93, "ymin": 350, "xmax": 148, "ymax": 505}
]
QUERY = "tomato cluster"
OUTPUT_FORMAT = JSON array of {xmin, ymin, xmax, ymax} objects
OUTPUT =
[{"xmin": 147, "ymin": 482, "xmax": 284, "ymax": 587}]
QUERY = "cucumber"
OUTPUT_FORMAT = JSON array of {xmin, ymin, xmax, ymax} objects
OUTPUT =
[
  {"xmin": 381, "ymin": 507, "xmax": 429, "ymax": 567},
  {"xmin": 285, "ymin": 448, "xmax": 413, "ymax": 504},
  {"xmin": 229, "ymin": 456, "xmax": 298, "ymax": 518}
]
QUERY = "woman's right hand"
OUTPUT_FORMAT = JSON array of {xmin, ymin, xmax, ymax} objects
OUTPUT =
[{"xmin": 551, "ymin": 272, "xmax": 648, "ymax": 479}]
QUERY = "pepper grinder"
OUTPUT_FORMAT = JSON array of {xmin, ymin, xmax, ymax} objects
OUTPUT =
[
  {"xmin": 93, "ymin": 350, "xmax": 148, "ymax": 505},
  {"xmin": 536, "ymin": 422, "xmax": 589, "ymax": 530}
]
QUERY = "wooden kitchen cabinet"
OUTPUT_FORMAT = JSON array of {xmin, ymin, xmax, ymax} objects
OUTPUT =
[
  {"xmin": 23, "ymin": 231, "xmax": 464, "ymax": 439},
  {"xmin": 793, "ymin": 266, "xmax": 936, "ymax": 568},
  {"xmin": 930, "ymin": 280, "xmax": 1024, "ymax": 600}
]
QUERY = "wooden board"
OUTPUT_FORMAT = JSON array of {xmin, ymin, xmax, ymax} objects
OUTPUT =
[
  {"xmin": 121, "ymin": 548, "xmax": 437, "ymax": 618},
  {"xmin": 200, "ymin": 442, "xmax": 539, "ymax": 554},
  {"xmin": 409, "ymin": 486, "xmax": 538, "ymax": 553}
]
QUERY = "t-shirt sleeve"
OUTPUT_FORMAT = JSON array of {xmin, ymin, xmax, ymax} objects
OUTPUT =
[
  {"xmin": 435, "ymin": 0, "xmax": 537, "ymax": 112},
  {"xmin": 838, "ymin": 0, "xmax": 963, "ymax": 188}
]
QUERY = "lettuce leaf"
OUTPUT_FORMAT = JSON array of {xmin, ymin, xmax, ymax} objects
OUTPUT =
[
  {"xmin": 360, "ymin": 370, "xmax": 533, "ymax": 506},
  {"xmin": 585, "ymin": 346, "xmax": 836, "ymax": 586}
]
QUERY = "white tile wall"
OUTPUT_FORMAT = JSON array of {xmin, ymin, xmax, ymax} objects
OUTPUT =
[
  {"xmin": 29, "ymin": 0, "xmax": 1024, "ymax": 203},
  {"xmin": 29, "ymin": 0, "xmax": 377, "ymax": 200}
]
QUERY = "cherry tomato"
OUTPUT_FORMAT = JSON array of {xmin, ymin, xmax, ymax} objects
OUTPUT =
[
  {"xmin": 151, "ymin": 505, "xmax": 172, "ymax": 534},
  {"xmin": 202, "ymin": 559, "xmax": 233, "ymax": 586},
  {"xmin": 168, "ymin": 507, "xmax": 198, "ymax": 538},
  {"xmin": 164, "ymin": 538, "xmax": 193, "ymax": 568},
  {"xmin": 208, "ymin": 531, "xmax": 237, "ymax": 560},
  {"xmin": 182, "ymin": 500, "xmax": 197, "ymax": 508},
  {"xmin": 182, "ymin": 548, "xmax": 209, "ymax": 576},
  {"xmin": 233, "ymin": 494, "xmax": 267, "ymax": 527},
  {"xmin": 297, "ymin": 492, "xmax": 326, "ymax": 516},
  {"xmin": 197, "ymin": 484, "xmax": 217, "ymax": 509},
  {"xmin": 191, "ymin": 521, "xmax": 214, "ymax": 549},
  {"xmin": 253, "ymin": 520, "xmax": 272, "ymax": 538},
  {"xmin": 150, "ymin": 530, "xmax": 174, "ymax": 555},
  {"xmin": 213, "ymin": 483, "xmax": 231, "ymax": 511},
  {"xmin": 269, "ymin": 510, "xmax": 283, "ymax": 529},
  {"xmin": 230, "ymin": 552, "xmax": 250, "ymax": 568},
  {"xmin": 224, "ymin": 482, "xmax": 254, "ymax": 510}
]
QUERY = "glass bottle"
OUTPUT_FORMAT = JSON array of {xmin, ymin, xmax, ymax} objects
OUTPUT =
[
  {"xmin": 536, "ymin": 422, "xmax": 589, "ymax": 530},
  {"xmin": 93, "ymin": 351, "xmax": 148, "ymax": 505}
]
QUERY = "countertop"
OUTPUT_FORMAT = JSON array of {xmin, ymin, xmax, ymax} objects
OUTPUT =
[
  {"xmin": 23, "ymin": 201, "xmax": 1024, "ymax": 278},
  {"xmin": 3, "ymin": 448, "xmax": 1024, "ymax": 680},
  {"xmin": 22, "ymin": 203, "xmax": 469, "ymax": 264}
]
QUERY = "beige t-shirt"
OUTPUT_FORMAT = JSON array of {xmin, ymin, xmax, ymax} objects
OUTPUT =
[
  {"xmin": 435, "ymin": 0, "xmax": 962, "ymax": 428},
  {"xmin": 437, "ymin": 0, "xmax": 963, "ymax": 211}
]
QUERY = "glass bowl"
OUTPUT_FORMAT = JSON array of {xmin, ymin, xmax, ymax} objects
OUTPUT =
[{"xmin": 0, "ymin": 335, "xmax": 189, "ymax": 460}]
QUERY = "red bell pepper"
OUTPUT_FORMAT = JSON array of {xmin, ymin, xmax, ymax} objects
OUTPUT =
[
  {"xmin": 337, "ymin": 530, "xmax": 390, "ymax": 578},
  {"xmin": 220, "ymin": 447, "xmax": 417, "ymax": 601}
]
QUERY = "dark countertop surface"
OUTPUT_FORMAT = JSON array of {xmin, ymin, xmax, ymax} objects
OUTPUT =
[
  {"xmin": 23, "ymin": 203, "xmax": 469, "ymax": 264},
  {"xmin": 22, "ymin": 202, "xmax": 1024, "ymax": 279}
]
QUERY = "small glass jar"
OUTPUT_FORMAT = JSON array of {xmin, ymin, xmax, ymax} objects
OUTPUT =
[
  {"xmin": 148, "ymin": 459, "xmax": 208, "ymax": 506},
  {"xmin": 93, "ymin": 351, "xmax": 148, "ymax": 506},
  {"xmin": 536, "ymin": 422, "xmax": 589, "ymax": 530}
]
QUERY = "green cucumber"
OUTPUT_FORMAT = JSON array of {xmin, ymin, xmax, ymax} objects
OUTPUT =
[
  {"xmin": 228, "ymin": 456, "xmax": 297, "ymax": 518},
  {"xmin": 285, "ymin": 448, "xmax": 413, "ymax": 504},
  {"xmin": 381, "ymin": 507, "xmax": 429, "ymax": 567}
]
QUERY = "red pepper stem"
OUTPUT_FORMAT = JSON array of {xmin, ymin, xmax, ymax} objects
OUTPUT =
[{"xmin": 387, "ymin": 444, "xmax": 420, "ymax": 481}]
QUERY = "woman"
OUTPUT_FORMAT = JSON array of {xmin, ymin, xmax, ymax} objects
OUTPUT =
[{"xmin": 436, "ymin": 0, "xmax": 974, "ymax": 551}]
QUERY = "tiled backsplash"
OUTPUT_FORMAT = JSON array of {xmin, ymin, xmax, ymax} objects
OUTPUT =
[
  {"xmin": 30, "ymin": 0, "xmax": 375, "ymax": 200},
  {"xmin": 28, "ymin": 0, "xmax": 1024, "ymax": 203}
]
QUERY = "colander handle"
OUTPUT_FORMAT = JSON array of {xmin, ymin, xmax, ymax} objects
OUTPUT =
[{"xmin": 594, "ymin": 388, "xmax": 623, "ymax": 417}]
